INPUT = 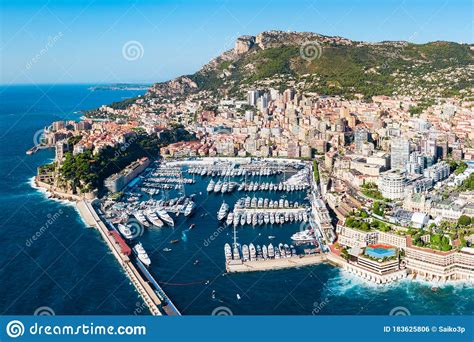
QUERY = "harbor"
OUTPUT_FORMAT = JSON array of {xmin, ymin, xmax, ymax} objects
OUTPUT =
[{"xmin": 65, "ymin": 156, "xmax": 332, "ymax": 314}]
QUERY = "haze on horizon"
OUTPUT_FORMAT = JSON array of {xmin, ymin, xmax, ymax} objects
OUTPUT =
[{"xmin": 1, "ymin": 0, "xmax": 472, "ymax": 85}]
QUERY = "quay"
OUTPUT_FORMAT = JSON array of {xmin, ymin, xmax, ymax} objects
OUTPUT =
[
  {"xmin": 226, "ymin": 254, "xmax": 327, "ymax": 273},
  {"xmin": 77, "ymin": 200, "xmax": 181, "ymax": 316}
]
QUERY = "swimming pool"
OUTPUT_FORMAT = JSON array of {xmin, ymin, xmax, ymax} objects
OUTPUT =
[{"xmin": 365, "ymin": 245, "xmax": 396, "ymax": 259}]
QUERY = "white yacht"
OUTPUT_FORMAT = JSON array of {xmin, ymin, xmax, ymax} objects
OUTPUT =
[
  {"xmin": 117, "ymin": 224, "xmax": 133, "ymax": 240},
  {"xmin": 146, "ymin": 211, "xmax": 164, "ymax": 228},
  {"xmin": 184, "ymin": 201, "xmax": 196, "ymax": 217},
  {"xmin": 206, "ymin": 179, "xmax": 216, "ymax": 192},
  {"xmin": 224, "ymin": 243, "xmax": 232, "ymax": 261},
  {"xmin": 217, "ymin": 202, "xmax": 229, "ymax": 221},
  {"xmin": 133, "ymin": 243, "xmax": 151, "ymax": 267},
  {"xmin": 291, "ymin": 229, "xmax": 315, "ymax": 242},
  {"xmin": 157, "ymin": 208, "xmax": 174, "ymax": 226},
  {"xmin": 133, "ymin": 211, "xmax": 151, "ymax": 228}
]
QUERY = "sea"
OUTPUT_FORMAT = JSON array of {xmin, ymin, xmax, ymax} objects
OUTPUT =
[{"xmin": 0, "ymin": 84, "xmax": 472, "ymax": 316}]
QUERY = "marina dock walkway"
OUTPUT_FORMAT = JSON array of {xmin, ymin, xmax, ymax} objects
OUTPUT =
[{"xmin": 226, "ymin": 254, "xmax": 327, "ymax": 273}]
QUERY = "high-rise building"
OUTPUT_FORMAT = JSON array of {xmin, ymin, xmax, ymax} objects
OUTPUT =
[
  {"xmin": 247, "ymin": 90, "xmax": 258, "ymax": 106},
  {"xmin": 391, "ymin": 138, "xmax": 410, "ymax": 171},
  {"xmin": 354, "ymin": 128, "xmax": 368, "ymax": 153}
]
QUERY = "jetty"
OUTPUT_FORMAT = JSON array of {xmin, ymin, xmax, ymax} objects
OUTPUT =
[
  {"xmin": 226, "ymin": 254, "xmax": 326, "ymax": 273},
  {"xmin": 77, "ymin": 200, "xmax": 181, "ymax": 316}
]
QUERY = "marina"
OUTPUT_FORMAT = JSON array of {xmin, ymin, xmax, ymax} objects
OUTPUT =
[{"xmin": 77, "ymin": 157, "xmax": 329, "ymax": 314}]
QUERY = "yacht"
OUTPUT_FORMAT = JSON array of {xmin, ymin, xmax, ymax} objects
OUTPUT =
[
  {"xmin": 146, "ymin": 211, "xmax": 164, "ymax": 228},
  {"xmin": 184, "ymin": 201, "xmax": 196, "ymax": 217},
  {"xmin": 117, "ymin": 224, "xmax": 133, "ymax": 240},
  {"xmin": 221, "ymin": 182, "xmax": 228, "ymax": 194},
  {"xmin": 133, "ymin": 211, "xmax": 151, "ymax": 228},
  {"xmin": 226, "ymin": 212, "xmax": 234, "ymax": 225},
  {"xmin": 133, "ymin": 243, "xmax": 151, "ymax": 267},
  {"xmin": 206, "ymin": 179, "xmax": 215, "ymax": 192},
  {"xmin": 217, "ymin": 202, "xmax": 229, "ymax": 221},
  {"xmin": 245, "ymin": 196, "xmax": 251, "ymax": 208},
  {"xmin": 224, "ymin": 243, "xmax": 232, "ymax": 261},
  {"xmin": 240, "ymin": 213, "xmax": 246, "ymax": 226},
  {"xmin": 262, "ymin": 245, "xmax": 268, "ymax": 259},
  {"xmin": 264, "ymin": 213, "xmax": 270, "ymax": 224},
  {"xmin": 249, "ymin": 243, "xmax": 256, "ymax": 261},
  {"xmin": 232, "ymin": 244, "xmax": 240, "ymax": 260},
  {"xmin": 157, "ymin": 208, "xmax": 174, "ymax": 226},
  {"xmin": 213, "ymin": 180, "xmax": 223, "ymax": 193},
  {"xmin": 242, "ymin": 244, "xmax": 250, "ymax": 261},
  {"xmin": 246, "ymin": 213, "xmax": 252, "ymax": 225},
  {"xmin": 291, "ymin": 229, "xmax": 315, "ymax": 242}
]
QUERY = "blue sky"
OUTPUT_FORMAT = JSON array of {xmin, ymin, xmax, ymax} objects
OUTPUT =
[{"xmin": 1, "ymin": 0, "xmax": 472, "ymax": 85}]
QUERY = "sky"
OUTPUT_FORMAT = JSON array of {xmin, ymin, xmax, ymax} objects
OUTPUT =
[{"xmin": 0, "ymin": 0, "xmax": 472, "ymax": 85}]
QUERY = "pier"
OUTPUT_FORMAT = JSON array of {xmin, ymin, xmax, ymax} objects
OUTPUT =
[
  {"xmin": 77, "ymin": 200, "xmax": 181, "ymax": 316},
  {"xmin": 226, "ymin": 254, "xmax": 327, "ymax": 273}
]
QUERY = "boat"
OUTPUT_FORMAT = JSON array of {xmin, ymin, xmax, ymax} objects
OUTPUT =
[
  {"xmin": 262, "ymin": 245, "xmax": 268, "ymax": 259},
  {"xmin": 189, "ymin": 223, "xmax": 196, "ymax": 229},
  {"xmin": 157, "ymin": 208, "xmax": 174, "ymax": 226},
  {"xmin": 268, "ymin": 235, "xmax": 276, "ymax": 239},
  {"xmin": 226, "ymin": 212, "xmax": 234, "ymax": 225},
  {"xmin": 232, "ymin": 244, "xmax": 240, "ymax": 260},
  {"xmin": 146, "ymin": 211, "xmax": 164, "ymax": 228},
  {"xmin": 249, "ymin": 243, "xmax": 256, "ymax": 261},
  {"xmin": 242, "ymin": 244, "xmax": 250, "ymax": 261},
  {"xmin": 163, "ymin": 248, "xmax": 172, "ymax": 252},
  {"xmin": 213, "ymin": 180, "xmax": 222, "ymax": 193},
  {"xmin": 133, "ymin": 243, "xmax": 151, "ymax": 267},
  {"xmin": 117, "ymin": 224, "xmax": 133, "ymax": 240},
  {"xmin": 224, "ymin": 243, "xmax": 232, "ymax": 261},
  {"xmin": 240, "ymin": 214, "xmax": 246, "ymax": 226},
  {"xmin": 246, "ymin": 213, "xmax": 252, "ymax": 225},
  {"xmin": 206, "ymin": 179, "xmax": 216, "ymax": 192},
  {"xmin": 267, "ymin": 243, "xmax": 275, "ymax": 258},
  {"xmin": 184, "ymin": 201, "xmax": 196, "ymax": 217},
  {"xmin": 221, "ymin": 182, "xmax": 228, "ymax": 194},
  {"xmin": 291, "ymin": 229, "xmax": 315, "ymax": 242},
  {"xmin": 217, "ymin": 202, "xmax": 229, "ymax": 221},
  {"xmin": 170, "ymin": 239, "xmax": 179, "ymax": 244},
  {"xmin": 133, "ymin": 211, "xmax": 151, "ymax": 228},
  {"xmin": 264, "ymin": 213, "xmax": 270, "ymax": 224}
]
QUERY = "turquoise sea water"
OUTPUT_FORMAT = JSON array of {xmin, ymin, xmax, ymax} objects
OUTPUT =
[{"xmin": 0, "ymin": 84, "xmax": 472, "ymax": 316}]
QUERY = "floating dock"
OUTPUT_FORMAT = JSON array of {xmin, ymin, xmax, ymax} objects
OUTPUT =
[{"xmin": 226, "ymin": 254, "xmax": 327, "ymax": 273}]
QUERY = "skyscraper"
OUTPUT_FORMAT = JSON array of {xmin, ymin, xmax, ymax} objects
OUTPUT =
[{"xmin": 390, "ymin": 138, "xmax": 410, "ymax": 171}]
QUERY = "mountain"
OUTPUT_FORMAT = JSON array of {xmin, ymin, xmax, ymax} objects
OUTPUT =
[{"xmin": 142, "ymin": 30, "xmax": 474, "ymax": 102}]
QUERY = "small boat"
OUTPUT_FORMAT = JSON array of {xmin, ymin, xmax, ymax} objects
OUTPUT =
[
  {"xmin": 170, "ymin": 239, "xmax": 180, "ymax": 244},
  {"xmin": 268, "ymin": 235, "xmax": 276, "ymax": 239},
  {"xmin": 224, "ymin": 243, "xmax": 232, "ymax": 261},
  {"xmin": 189, "ymin": 223, "xmax": 196, "ymax": 229},
  {"xmin": 184, "ymin": 201, "xmax": 196, "ymax": 217},
  {"xmin": 236, "ymin": 294, "xmax": 241, "ymax": 300},
  {"xmin": 163, "ymin": 248, "xmax": 172, "ymax": 252},
  {"xmin": 217, "ymin": 202, "xmax": 229, "ymax": 221},
  {"xmin": 206, "ymin": 179, "xmax": 215, "ymax": 192}
]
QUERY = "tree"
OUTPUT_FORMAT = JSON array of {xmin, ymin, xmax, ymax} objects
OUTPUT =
[{"xmin": 458, "ymin": 215, "xmax": 471, "ymax": 226}]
